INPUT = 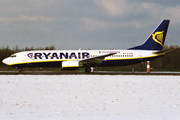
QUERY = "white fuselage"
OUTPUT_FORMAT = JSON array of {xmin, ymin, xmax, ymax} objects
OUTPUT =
[{"xmin": 2, "ymin": 49, "xmax": 163, "ymax": 68}]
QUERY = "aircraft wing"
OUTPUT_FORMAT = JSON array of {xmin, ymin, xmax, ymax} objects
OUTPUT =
[
  {"xmin": 153, "ymin": 48, "xmax": 177, "ymax": 54},
  {"xmin": 79, "ymin": 53, "xmax": 117, "ymax": 65}
]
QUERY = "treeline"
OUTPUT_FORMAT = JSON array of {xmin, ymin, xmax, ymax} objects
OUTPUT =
[
  {"xmin": 0, "ymin": 45, "xmax": 180, "ymax": 71},
  {"xmin": 150, "ymin": 45, "xmax": 180, "ymax": 71}
]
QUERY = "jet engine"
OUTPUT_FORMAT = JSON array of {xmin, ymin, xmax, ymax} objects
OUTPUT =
[{"xmin": 61, "ymin": 61, "xmax": 80, "ymax": 70}]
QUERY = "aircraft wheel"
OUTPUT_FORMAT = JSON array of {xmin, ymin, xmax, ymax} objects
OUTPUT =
[
  {"xmin": 19, "ymin": 68, "xmax": 22, "ymax": 72},
  {"xmin": 85, "ymin": 67, "xmax": 91, "ymax": 73}
]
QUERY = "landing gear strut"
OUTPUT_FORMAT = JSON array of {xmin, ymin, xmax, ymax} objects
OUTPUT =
[
  {"xmin": 85, "ymin": 67, "xmax": 91, "ymax": 73},
  {"xmin": 18, "ymin": 68, "xmax": 22, "ymax": 72},
  {"xmin": 14, "ymin": 67, "xmax": 22, "ymax": 72}
]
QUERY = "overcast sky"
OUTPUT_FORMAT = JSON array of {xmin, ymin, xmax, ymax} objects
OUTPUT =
[{"xmin": 0, "ymin": 0, "xmax": 180, "ymax": 50}]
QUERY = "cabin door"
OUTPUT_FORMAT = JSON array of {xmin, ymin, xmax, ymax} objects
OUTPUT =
[
  {"xmin": 22, "ymin": 53, "xmax": 27, "ymax": 61},
  {"xmin": 138, "ymin": 52, "xmax": 142, "ymax": 61}
]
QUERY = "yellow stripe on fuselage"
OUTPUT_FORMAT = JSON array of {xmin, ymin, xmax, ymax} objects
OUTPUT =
[
  {"xmin": 104, "ymin": 53, "xmax": 164, "ymax": 60},
  {"xmin": 62, "ymin": 65, "xmax": 79, "ymax": 68},
  {"xmin": 9, "ymin": 59, "xmax": 74, "ymax": 66},
  {"xmin": 9, "ymin": 53, "xmax": 164, "ymax": 66}
]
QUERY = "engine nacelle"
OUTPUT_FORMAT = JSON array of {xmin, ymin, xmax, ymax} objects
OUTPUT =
[{"xmin": 61, "ymin": 61, "xmax": 80, "ymax": 70}]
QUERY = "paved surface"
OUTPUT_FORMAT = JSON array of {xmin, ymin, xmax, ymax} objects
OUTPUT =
[{"xmin": 0, "ymin": 71, "xmax": 180, "ymax": 75}]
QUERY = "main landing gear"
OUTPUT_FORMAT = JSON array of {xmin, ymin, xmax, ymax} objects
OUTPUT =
[
  {"xmin": 85, "ymin": 67, "xmax": 94, "ymax": 73},
  {"xmin": 85, "ymin": 67, "xmax": 91, "ymax": 73}
]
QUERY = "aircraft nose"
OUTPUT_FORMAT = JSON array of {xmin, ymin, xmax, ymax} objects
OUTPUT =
[{"xmin": 2, "ymin": 58, "xmax": 11, "ymax": 65}]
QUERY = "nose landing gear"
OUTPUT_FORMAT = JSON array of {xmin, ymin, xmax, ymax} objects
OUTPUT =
[
  {"xmin": 18, "ymin": 68, "xmax": 22, "ymax": 72},
  {"xmin": 13, "ymin": 67, "xmax": 22, "ymax": 72}
]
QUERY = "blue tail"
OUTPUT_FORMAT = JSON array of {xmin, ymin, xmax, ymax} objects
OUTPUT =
[{"xmin": 128, "ymin": 20, "xmax": 170, "ymax": 50}]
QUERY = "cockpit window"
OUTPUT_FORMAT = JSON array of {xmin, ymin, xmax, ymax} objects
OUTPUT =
[{"xmin": 10, "ymin": 55, "xmax": 17, "ymax": 58}]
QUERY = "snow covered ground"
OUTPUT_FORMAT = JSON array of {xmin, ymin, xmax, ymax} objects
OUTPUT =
[{"xmin": 0, "ymin": 75, "xmax": 180, "ymax": 120}]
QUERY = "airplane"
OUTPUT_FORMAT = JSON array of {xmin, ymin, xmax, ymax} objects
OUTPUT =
[{"xmin": 2, "ymin": 20, "xmax": 173, "ymax": 72}]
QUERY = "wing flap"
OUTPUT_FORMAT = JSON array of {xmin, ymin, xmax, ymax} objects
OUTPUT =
[{"xmin": 79, "ymin": 53, "xmax": 116, "ymax": 65}]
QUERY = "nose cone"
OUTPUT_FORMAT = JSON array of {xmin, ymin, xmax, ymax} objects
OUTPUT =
[{"xmin": 2, "ymin": 58, "xmax": 10, "ymax": 65}]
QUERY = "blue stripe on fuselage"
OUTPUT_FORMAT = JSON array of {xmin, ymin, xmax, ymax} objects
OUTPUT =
[{"xmin": 12, "ymin": 61, "xmax": 62, "ymax": 68}]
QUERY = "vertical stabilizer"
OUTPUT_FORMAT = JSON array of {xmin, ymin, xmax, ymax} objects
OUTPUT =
[{"xmin": 128, "ymin": 20, "xmax": 170, "ymax": 50}]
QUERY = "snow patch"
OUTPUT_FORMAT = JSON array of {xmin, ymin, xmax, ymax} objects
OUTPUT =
[{"xmin": 0, "ymin": 75, "xmax": 180, "ymax": 120}]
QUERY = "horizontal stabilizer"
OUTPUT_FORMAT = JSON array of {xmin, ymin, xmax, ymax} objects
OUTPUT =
[{"xmin": 153, "ymin": 48, "xmax": 177, "ymax": 54}]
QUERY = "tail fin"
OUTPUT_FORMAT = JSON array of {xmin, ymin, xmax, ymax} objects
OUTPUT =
[{"xmin": 128, "ymin": 20, "xmax": 170, "ymax": 50}]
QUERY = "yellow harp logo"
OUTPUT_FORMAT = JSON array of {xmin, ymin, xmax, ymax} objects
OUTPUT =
[{"xmin": 152, "ymin": 31, "xmax": 164, "ymax": 46}]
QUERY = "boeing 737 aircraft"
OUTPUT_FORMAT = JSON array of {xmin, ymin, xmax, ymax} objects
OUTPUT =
[{"xmin": 3, "ymin": 20, "xmax": 172, "ymax": 72}]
